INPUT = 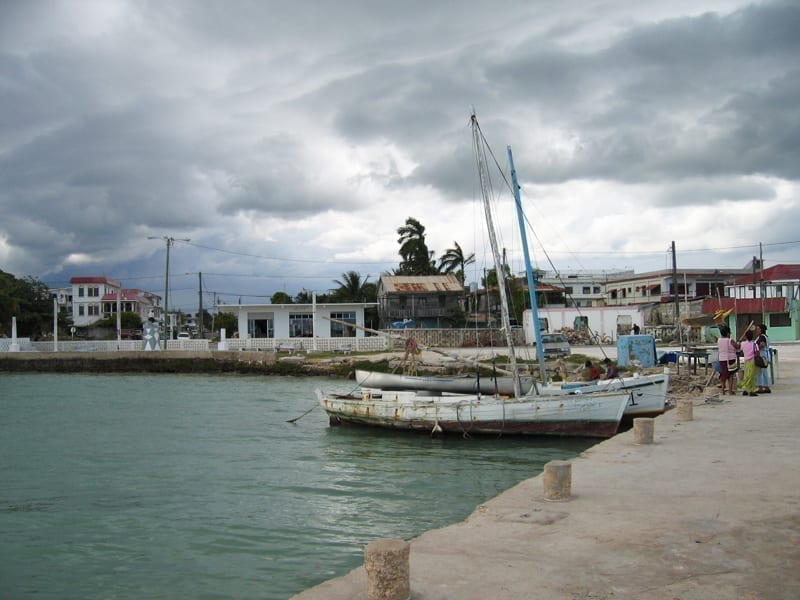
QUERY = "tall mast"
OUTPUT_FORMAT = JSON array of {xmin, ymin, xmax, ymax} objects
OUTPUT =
[
  {"xmin": 471, "ymin": 113, "xmax": 521, "ymax": 398},
  {"xmin": 507, "ymin": 146, "xmax": 547, "ymax": 385}
]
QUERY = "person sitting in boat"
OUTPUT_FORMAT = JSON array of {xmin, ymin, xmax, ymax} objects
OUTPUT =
[
  {"xmin": 584, "ymin": 360, "xmax": 601, "ymax": 381},
  {"xmin": 601, "ymin": 358, "xmax": 619, "ymax": 379}
]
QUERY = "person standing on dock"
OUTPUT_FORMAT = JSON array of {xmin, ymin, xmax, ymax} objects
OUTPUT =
[
  {"xmin": 717, "ymin": 324, "xmax": 740, "ymax": 395},
  {"xmin": 755, "ymin": 323, "xmax": 771, "ymax": 394},
  {"xmin": 737, "ymin": 329, "xmax": 758, "ymax": 396}
]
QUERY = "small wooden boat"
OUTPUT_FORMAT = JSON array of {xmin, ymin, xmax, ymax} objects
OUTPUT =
[
  {"xmin": 317, "ymin": 387, "xmax": 631, "ymax": 438},
  {"xmin": 354, "ymin": 369, "xmax": 534, "ymax": 396},
  {"xmin": 549, "ymin": 368, "xmax": 670, "ymax": 420}
]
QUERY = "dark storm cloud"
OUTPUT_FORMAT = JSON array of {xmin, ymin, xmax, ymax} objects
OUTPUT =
[
  {"xmin": 0, "ymin": 0, "xmax": 797, "ymax": 295},
  {"xmin": 479, "ymin": 1, "xmax": 800, "ymax": 185}
]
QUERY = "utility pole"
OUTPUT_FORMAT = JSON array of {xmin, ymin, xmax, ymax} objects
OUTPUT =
[
  {"xmin": 148, "ymin": 235, "xmax": 190, "ymax": 346},
  {"xmin": 198, "ymin": 271, "xmax": 204, "ymax": 339},
  {"xmin": 759, "ymin": 242, "xmax": 765, "ymax": 325},
  {"xmin": 671, "ymin": 241, "xmax": 682, "ymax": 346}
]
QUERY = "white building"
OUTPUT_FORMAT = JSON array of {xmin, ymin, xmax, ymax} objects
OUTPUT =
[
  {"xmin": 226, "ymin": 301, "xmax": 378, "ymax": 346},
  {"xmin": 523, "ymin": 305, "xmax": 644, "ymax": 343},
  {"xmin": 70, "ymin": 276, "xmax": 121, "ymax": 326},
  {"xmin": 68, "ymin": 277, "xmax": 161, "ymax": 327},
  {"xmin": 538, "ymin": 270, "xmax": 631, "ymax": 308}
]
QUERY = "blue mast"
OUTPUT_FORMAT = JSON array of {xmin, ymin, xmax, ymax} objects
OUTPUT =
[{"xmin": 507, "ymin": 146, "xmax": 547, "ymax": 385}]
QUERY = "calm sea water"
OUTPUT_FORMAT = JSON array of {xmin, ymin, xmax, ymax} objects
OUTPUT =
[{"xmin": 1, "ymin": 373, "xmax": 595, "ymax": 599}]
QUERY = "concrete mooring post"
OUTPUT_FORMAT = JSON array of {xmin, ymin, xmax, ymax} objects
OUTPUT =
[
  {"xmin": 218, "ymin": 327, "xmax": 229, "ymax": 351},
  {"xmin": 633, "ymin": 418, "xmax": 655, "ymax": 444},
  {"xmin": 676, "ymin": 399, "xmax": 694, "ymax": 421},
  {"xmin": 543, "ymin": 460, "xmax": 572, "ymax": 501},
  {"xmin": 364, "ymin": 538, "xmax": 410, "ymax": 600},
  {"xmin": 10, "ymin": 316, "xmax": 20, "ymax": 352}
]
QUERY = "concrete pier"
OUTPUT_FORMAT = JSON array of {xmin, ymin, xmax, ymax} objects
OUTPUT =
[{"xmin": 293, "ymin": 348, "xmax": 800, "ymax": 600}]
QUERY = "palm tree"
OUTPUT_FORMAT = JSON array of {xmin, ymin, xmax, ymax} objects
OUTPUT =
[
  {"xmin": 438, "ymin": 241, "xmax": 475, "ymax": 284},
  {"xmin": 397, "ymin": 217, "xmax": 437, "ymax": 275},
  {"xmin": 333, "ymin": 271, "xmax": 371, "ymax": 302}
]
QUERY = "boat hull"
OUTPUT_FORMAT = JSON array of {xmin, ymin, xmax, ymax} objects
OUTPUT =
[
  {"xmin": 354, "ymin": 369, "xmax": 534, "ymax": 396},
  {"xmin": 317, "ymin": 389, "xmax": 629, "ymax": 438},
  {"xmin": 550, "ymin": 369, "xmax": 670, "ymax": 419}
]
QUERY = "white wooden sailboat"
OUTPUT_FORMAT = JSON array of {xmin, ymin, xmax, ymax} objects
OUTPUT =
[
  {"xmin": 354, "ymin": 369, "xmax": 535, "ymax": 396},
  {"xmin": 316, "ymin": 113, "xmax": 633, "ymax": 437},
  {"xmin": 355, "ymin": 368, "xmax": 669, "ymax": 421}
]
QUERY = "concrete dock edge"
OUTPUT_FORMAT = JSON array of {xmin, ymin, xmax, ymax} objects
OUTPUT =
[{"xmin": 292, "ymin": 350, "xmax": 800, "ymax": 600}]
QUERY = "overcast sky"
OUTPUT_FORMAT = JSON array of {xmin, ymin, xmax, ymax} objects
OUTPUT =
[{"xmin": 1, "ymin": 0, "xmax": 798, "ymax": 312}]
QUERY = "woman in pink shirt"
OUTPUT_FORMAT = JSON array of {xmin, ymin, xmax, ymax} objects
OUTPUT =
[
  {"xmin": 717, "ymin": 324, "xmax": 740, "ymax": 395},
  {"xmin": 737, "ymin": 329, "xmax": 758, "ymax": 396}
]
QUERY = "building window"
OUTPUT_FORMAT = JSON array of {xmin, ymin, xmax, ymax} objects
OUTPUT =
[
  {"xmin": 289, "ymin": 314, "xmax": 313, "ymax": 337},
  {"xmin": 770, "ymin": 312, "xmax": 791, "ymax": 327},
  {"xmin": 582, "ymin": 286, "xmax": 590, "ymax": 294},
  {"xmin": 78, "ymin": 305, "xmax": 85, "ymax": 316},
  {"xmin": 593, "ymin": 286, "xmax": 600, "ymax": 294},
  {"xmin": 88, "ymin": 305, "xmax": 100, "ymax": 316},
  {"xmin": 330, "ymin": 312, "xmax": 356, "ymax": 338},
  {"xmin": 248, "ymin": 318, "xmax": 273, "ymax": 338},
  {"xmin": 78, "ymin": 287, "xmax": 85, "ymax": 297},
  {"xmin": 88, "ymin": 287, "xmax": 100, "ymax": 297},
  {"xmin": 564, "ymin": 287, "xmax": 573, "ymax": 294}
]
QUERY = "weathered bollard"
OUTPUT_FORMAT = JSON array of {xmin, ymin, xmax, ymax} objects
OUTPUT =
[
  {"xmin": 364, "ymin": 538, "xmax": 410, "ymax": 600},
  {"xmin": 543, "ymin": 460, "xmax": 572, "ymax": 501},
  {"xmin": 633, "ymin": 417, "xmax": 654, "ymax": 444},
  {"xmin": 676, "ymin": 399, "xmax": 694, "ymax": 421}
]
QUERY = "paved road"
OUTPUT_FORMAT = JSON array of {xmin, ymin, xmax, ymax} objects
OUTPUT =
[{"xmin": 294, "ymin": 345, "xmax": 800, "ymax": 599}]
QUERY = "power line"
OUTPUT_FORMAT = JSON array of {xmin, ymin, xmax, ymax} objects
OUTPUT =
[{"xmin": 184, "ymin": 241, "xmax": 395, "ymax": 265}]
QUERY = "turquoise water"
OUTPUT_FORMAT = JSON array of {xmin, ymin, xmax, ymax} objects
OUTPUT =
[{"xmin": 0, "ymin": 373, "xmax": 594, "ymax": 599}]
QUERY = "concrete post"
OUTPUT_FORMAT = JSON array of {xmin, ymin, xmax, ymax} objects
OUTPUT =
[
  {"xmin": 364, "ymin": 538, "xmax": 410, "ymax": 600},
  {"xmin": 543, "ymin": 460, "xmax": 572, "ymax": 501},
  {"xmin": 633, "ymin": 418, "xmax": 654, "ymax": 444},
  {"xmin": 10, "ymin": 316, "xmax": 20, "ymax": 352},
  {"xmin": 676, "ymin": 399, "xmax": 694, "ymax": 421},
  {"xmin": 218, "ymin": 328, "xmax": 229, "ymax": 351}
]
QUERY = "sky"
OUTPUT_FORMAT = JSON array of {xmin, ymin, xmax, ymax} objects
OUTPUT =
[{"xmin": 1, "ymin": 0, "xmax": 798, "ymax": 314}]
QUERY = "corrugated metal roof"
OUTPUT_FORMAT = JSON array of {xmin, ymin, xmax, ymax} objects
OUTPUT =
[
  {"xmin": 380, "ymin": 274, "xmax": 464, "ymax": 293},
  {"xmin": 730, "ymin": 264, "xmax": 800, "ymax": 285},
  {"xmin": 70, "ymin": 276, "xmax": 120, "ymax": 286},
  {"xmin": 701, "ymin": 297, "xmax": 787, "ymax": 314}
]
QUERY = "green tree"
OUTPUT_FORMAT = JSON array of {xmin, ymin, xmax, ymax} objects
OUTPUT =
[
  {"xmin": 271, "ymin": 291, "xmax": 293, "ymax": 304},
  {"xmin": 294, "ymin": 289, "xmax": 313, "ymax": 303},
  {"xmin": 438, "ymin": 241, "xmax": 475, "ymax": 284},
  {"xmin": 96, "ymin": 311, "xmax": 143, "ymax": 330},
  {"xmin": 332, "ymin": 271, "xmax": 372, "ymax": 302},
  {"xmin": 483, "ymin": 267, "xmax": 527, "ymax": 326},
  {"xmin": 396, "ymin": 217, "xmax": 437, "ymax": 275},
  {"xmin": 0, "ymin": 271, "xmax": 52, "ymax": 338},
  {"xmin": 214, "ymin": 311, "xmax": 238, "ymax": 335}
]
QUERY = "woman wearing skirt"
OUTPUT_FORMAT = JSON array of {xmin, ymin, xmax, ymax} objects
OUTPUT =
[{"xmin": 737, "ymin": 330, "xmax": 758, "ymax": 396}]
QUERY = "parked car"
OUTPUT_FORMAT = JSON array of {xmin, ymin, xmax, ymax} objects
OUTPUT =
[
  {"xmin": 537, "ymin": 333, "xmax": 571, "ymax": 357},
  {"xmin": 177, "ymin": 332, "xmax": 191, "ymax": 340}
]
